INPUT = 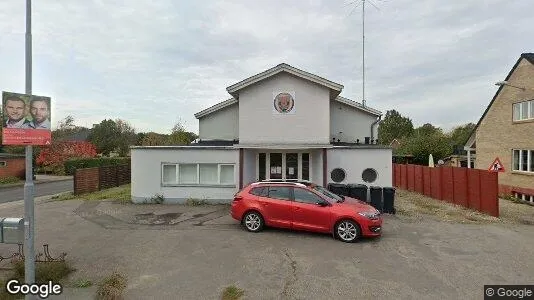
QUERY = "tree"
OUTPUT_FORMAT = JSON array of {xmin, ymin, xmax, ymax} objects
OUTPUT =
[
  {"xmin": 115, "ymin": 119, "xmax": 137, "ymax": 156},
  {"xmin": 414, "ymin": 123, "xmax": 443, "ymax": 137},
  {"xmin": 88, "ymin": 119, "xmax": 120, "ymax": 156},
  {"xmin": 52, "ymin": 115, "xmax": 90, "ymax": 141},
  {"xmin": 448, "ymin": 123, "xmax": 476, "ymax": 147},
  {"xmin": 166, "ymin": 121, "xmax": 197, "ymax": 145},
  {"xmin": 377, "ymin": 110, "xmax": 414, "ymax": 145},
  {"xmin": 36, "ymin": 141, "xmax": 97, "ymax": 174},
  {"xmin": 141, "ymin": 132, "xmax": 168, "ymax": 146},
  {"xmin": 397, "ymin": 123, "xmax": 452, "ymax": 165}
]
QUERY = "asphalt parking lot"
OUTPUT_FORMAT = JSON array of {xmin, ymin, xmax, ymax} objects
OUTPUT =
[{"xmin": 0, "ymin": 198, "xmax": 533, "ymax": 300}]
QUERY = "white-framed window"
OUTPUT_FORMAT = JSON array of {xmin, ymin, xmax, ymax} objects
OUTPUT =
[
  {"xmin": 0, "ymin": 161, "xmax": 6, "ymax": 167},
  {"xmin": 161, "ymin": 163, "xmax": 235, "ymax": 186},
  {"xmin": 513, "ymin": 100, "xmax": 534, "ymax": 121},
  {"xmin": 512, "ymin": 149, "xmax": 534, "ymax": 173}
]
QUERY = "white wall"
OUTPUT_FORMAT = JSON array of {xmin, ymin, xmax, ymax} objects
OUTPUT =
[
  {"xmin": 330, "ymin": 101, "xmax": 378, "ymax": 143},
  {"xmin": 198, "ymin": 104, "xmax": 239, "ymax": 140},
  {"xmin": 311, "ymin": 149, "xmax": 323, "ymax": 185},
  {"xmin": 131, "ymin": 148, "xmax": 239, "ymax": 204},
  {"xmin": 326, "ymin": 148, "xmax": 392, "ymax": 187},
  {"xmin": 242, "ymin": 149, "xmax": 256, "ymax": 186},
  {"xmin": 238, "ymin": 72, "xmax": 331, "ymax": 144}
]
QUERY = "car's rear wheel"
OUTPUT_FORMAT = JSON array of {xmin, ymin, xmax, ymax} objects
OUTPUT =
[
  {"xmin": 243, "ymin": 211, "xmax": 264, "ymax": 232},
  {"xmin": 335, "ymin": 219, "xmax": 361, "ymax": 243}
]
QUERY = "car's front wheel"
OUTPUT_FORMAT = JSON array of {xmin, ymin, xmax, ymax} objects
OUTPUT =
[
  {"xmin": 335, "ymin": 219, "xmax": 361, "ymax": 243},
  {"xmin": 243, "ymin": 211, "xmax": 264, "ymax": 232}
]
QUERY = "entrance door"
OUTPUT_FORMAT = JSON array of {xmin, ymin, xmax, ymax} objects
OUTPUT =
[{"xmin": 257, "ymin": 152, "xmax": 311, "ymax": 181}]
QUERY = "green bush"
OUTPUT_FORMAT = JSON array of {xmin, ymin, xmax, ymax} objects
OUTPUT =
[{"xmin": 64, "ymin": 157, "xmax": 130, "ymax": 175}]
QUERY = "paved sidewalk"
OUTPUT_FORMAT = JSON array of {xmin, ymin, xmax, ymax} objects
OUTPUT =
[{"xmin": 0, "ymin": 175, "xmax": 72, "ymax": 189}]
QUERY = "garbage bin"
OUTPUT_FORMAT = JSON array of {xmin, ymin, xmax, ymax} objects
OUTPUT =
[
  {"xmin": 369, "ymin": 186, "xmax": 383, "ymax": 212},
  {"xmin": 328, "ymin": 183, "xmax": 349, "ymax": 197},
  {"xmin": 383, "ymin": 187, "xmax": 396, "ymax": 214},
  {"xmin": 348, "ymin": 184, "xmax": 368, "ymax": 202}
]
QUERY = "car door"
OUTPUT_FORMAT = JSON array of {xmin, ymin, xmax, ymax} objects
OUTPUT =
[
  {"xmin": 291, "ymin": 187, "xmax": 332, "ymax": 233},
  {"xmin": 256, "ymin": 185, "xmax": 293, "ymax": 229}
]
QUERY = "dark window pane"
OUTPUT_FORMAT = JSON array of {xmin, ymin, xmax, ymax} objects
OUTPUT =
[
  {"xmin": 513, "ymin": 150, "xmax": 520, "ymax": 171},
  {"xmin": 286, "ymin": 153, "xmax": 298, "ymax": 179},
  {"xmin": 531, "ymin": 150, "xmax": 534, "ymax": 172},
  {"xmin": 268, "ymin": 186, "xmax": 291, "ymax": 200},
  {"xmin": 293, "ymin": 188, "xmax": 323, "ymax": 204},
  {"xmin": 522, "ymin": 150, "xmax": 528, "ymax": 171},
  {"xmin": 302, "ymin": 153, "xmax": 309, "ymax": 180},
  {"xmin": 259, "ymin": 153, "xmax": 266, "ymax": 181},
  {"xmin": 250, "ymin": 187, "xmax": 267, "ymax": 196},
  {"xmin": 270, "ymin": 153, "xmax": 282, "ymax": 179}
]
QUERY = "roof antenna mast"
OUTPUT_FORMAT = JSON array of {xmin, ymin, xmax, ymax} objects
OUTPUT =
[{"xmin": 346, "ymin": 0, "xmax": 382, "ymax": 107}]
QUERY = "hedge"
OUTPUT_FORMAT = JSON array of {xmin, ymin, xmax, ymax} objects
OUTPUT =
[{"xmin": 64, "ymin": 157, "xmax": 131, "ymax": 176}]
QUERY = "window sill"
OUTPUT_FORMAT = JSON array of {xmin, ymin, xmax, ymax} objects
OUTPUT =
[
  {"xmin": 512, "ymin": 119, "xmax": 534, "ymax": 124},
  {"xmin": 511, "ymin": 171, "xmax": 534, "ymax": 176},
  {"xmin": 161, "ymin": 184, "xmax": 237, "ymax": 188}
]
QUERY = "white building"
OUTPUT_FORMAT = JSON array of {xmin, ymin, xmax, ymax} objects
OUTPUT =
[{"xmin": 131, "ymin": 63, "xmax": 392, "ymax": 203}]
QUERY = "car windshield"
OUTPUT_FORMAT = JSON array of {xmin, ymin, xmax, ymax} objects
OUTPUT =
[{"xmin": 312, "ymin": 185, "xmax": 344, "ymax": 203}]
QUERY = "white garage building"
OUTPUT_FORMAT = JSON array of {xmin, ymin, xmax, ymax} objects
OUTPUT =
[{"xmin": 131, "ymin": 63, "xmax": 392, "ymax": 203}]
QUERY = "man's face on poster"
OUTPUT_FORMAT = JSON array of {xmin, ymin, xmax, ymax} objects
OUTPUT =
[
  {"xmin": 5, "ymin": 99, "xmax": 26, "ymax": 121},
  {"xmin": 30, "ymin": 100, "xmax": 49, "ymax": 123}
]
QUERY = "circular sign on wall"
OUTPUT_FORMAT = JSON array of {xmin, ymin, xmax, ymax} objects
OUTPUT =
[{"xmin": 273, "ymin": 92, "xmax": 295, "ymax": 114}]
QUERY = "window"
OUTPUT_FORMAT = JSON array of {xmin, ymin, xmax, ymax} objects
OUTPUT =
[
  {"xmin": 0, "ymin": 161, "xmax": 6, "ymax": 167},
  {"xmin": 161, "ymin": 163, "xmax": 235, "ymax": 185},
  {"xmin": 267, "ymin": 186, "xmax": 291, "ymax": 200},
  {"xmin": 179, "ymin": 164, "xmax": 198, "ymax": 184},
  {"xmin": 250, "ymin": 187, "xmax": 268, "ymax": 197},
  {"xmin": 362, "ymin": 168, "xmax": 378, "ymax": 183},
  {"xmin": 330, "ymin": 168, "xmax": 346, "ymax": 183},
  {"xmin": 513, "ymin": 100, "xmax": 534, "ymax": 121},
  {"xmin": 162, "ymin": 164, "xmax": 177, "ymax": 184},
  {"xmin": 512, "ymin": 149, "xmax": 534, "ymax": 173},
  {"xmin": 293, "ymin": 188, "xmax": 323, "ymax": 204}
]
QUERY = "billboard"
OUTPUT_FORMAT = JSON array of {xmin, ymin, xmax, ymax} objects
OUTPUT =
[{"xmin": 2, "ymin": 91, "xmax": 51, "ymax": 145}]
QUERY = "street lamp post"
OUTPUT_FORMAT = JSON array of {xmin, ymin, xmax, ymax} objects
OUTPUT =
[{"xmin": 24, "ymin": 0, "xmax": 36, "ymax": 296}]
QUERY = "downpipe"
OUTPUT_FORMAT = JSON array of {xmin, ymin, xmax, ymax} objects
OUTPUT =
[{"xmin": 370, "ymin": 115, "xmax": 382, "ymax": 142}]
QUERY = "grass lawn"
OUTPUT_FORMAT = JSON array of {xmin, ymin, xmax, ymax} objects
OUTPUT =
[
  {"xmin": 395, "ymin": 188, "xmax": 534, "ymax": 224},
  {"xmin": 51, "ymin": 184, "xmax": 131, "ymax": 203},
  {"xmin": 0, "ymin": 176, "xmax": 22, "ymax": 185}
]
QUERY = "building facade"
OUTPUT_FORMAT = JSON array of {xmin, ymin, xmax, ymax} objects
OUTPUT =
[
  {"xmin": 465, "ymin": 53, "xmax": 534, "ymax": 201},
  {"xmin": 131, "ymin": 63, "xmax": 392, "ymax": 203},
  {"xmin": 0, "ymin": 153, "xmax": 26, "ymax": 179}
]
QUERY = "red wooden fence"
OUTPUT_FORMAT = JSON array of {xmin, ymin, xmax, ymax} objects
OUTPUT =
[{"xmin": 393, "ymin": 164, "xmax": 499, "ymax": 217}]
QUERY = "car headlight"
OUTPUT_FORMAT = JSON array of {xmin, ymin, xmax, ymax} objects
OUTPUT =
[{"xmin": 358, "ymin": 211, "xmax": 380, "ymax": 220}]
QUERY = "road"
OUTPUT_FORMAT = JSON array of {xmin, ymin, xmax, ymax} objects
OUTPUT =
[{"xmin": 0, "ymin": 180, "xmax": 73, "ymax": 204}]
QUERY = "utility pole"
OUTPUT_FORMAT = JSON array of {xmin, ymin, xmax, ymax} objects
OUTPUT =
[
  {"xmin": 362, "ymin": 0, "xmax": 366, "ymax": 107},
  {"xmin": 24, "ymin": 0, "xmax": 36, "ymax": 296}
]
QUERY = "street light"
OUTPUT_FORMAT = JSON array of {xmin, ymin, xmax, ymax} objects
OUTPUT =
[{"xmin": 495, "ymin": 81, "xmax": 526, "ymax": 91}]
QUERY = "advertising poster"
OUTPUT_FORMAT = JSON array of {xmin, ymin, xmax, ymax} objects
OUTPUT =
[{"xmin": 2, "ymin": 91, "xmax": 52, "ymax": 145}]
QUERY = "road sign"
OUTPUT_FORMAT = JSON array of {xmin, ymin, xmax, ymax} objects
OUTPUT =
[{"xmin": 488, "ymin": 158, "xmax": 505, "ymax": 172}]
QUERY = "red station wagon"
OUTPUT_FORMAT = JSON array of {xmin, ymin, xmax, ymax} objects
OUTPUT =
[{"xmin": 231, "ymin": 180, "xmax": 382, "ymax": 243}]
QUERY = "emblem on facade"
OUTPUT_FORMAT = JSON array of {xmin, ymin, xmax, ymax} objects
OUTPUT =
[{"xmin": 273, "ymin": 92, "xmax": 295, "ymax": 113}]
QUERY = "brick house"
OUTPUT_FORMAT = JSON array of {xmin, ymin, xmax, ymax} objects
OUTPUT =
[
  {"xmin": 464, "ymin": 53, "xmax": 534, "ymax": 201},
  {"xmin": 0, "ymin": 153, "xmax": 26, "ymax": 179}
]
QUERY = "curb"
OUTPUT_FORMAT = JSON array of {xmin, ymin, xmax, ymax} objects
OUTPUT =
[
  {"xmin": 0, "ymin": 191, "xmax": 73, "ymax": 210},
  {"xmin": 0, "ymin": 178, "xmax": 73, "ymax": 190}
]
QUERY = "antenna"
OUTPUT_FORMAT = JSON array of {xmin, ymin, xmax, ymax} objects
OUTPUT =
[{"xmin": 346, "ymin": 0, "xmax": 382, "ymax": 107}]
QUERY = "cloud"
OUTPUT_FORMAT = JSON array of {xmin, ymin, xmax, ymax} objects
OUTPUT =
[{"xmin": 0, "ymin": 0, "xmax": 531, "ymax": 134}]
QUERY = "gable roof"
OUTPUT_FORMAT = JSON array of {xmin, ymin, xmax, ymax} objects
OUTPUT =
[
  {"xmin": 226, "ymin": 63, "xmax": 344, "ymax": 99},
  {"xmin": 464, "ymin": 53, "xmax": 534, "ymax": 146},
  {"xmin": 194, "ymin": 95, "xmax": 382, "ymax": 119},
  {"xmin": 194, "ymin": 98, "xmax": 237, "ymax": 119}
]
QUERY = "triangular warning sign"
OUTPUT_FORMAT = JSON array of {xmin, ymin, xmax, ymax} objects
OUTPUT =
[{"xmin": 488, "ymin": 157, "xmax": 505, "ymax": 172}]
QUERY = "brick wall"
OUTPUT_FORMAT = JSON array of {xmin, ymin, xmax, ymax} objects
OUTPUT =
[
  {"xmin": 74, "ymin": 167, "xmax": 99, "ymax": 195},
  {"xmin": 0, "ymin": 158, "xmax": 25, "ymax": 179},
  {"xmin": 475, "ymin": 57, "xmax": 534, "ymax": 195}
]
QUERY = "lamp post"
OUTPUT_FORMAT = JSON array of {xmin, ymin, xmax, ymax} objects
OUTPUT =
[{"xmin": 495, "ymin": 81, "xmax": 527, "ymax": 91}]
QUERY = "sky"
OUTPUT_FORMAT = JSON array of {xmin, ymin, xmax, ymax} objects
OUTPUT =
[{"xmin": 0, "ymin": 0, "xmax": 532, "ymax": 134}]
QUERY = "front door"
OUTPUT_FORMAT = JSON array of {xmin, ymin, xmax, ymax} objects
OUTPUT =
[{"xmin": 257, "ymin": 152, "xmax": 311, "ymax": 181}]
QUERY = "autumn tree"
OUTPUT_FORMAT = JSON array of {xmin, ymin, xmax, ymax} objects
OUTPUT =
[
  {"xmin": 36, "ymin": 141, "xmax": 97, "ymax": 174},
  {"xmin": 377, "ymin": 110, "xmax": 414, "ymax": 145}
]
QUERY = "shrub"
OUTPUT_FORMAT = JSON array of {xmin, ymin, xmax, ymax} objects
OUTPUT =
[
  {"xmin": 96, "ymin": 272, "xmax": 127, "ymax": 300},
  {"xmin": 0, "ymin": 176, "xmax": 21, "ymax": 184},
  {"xmin": 64, "ymin": 157, "xmax": 130, "ymax": 175},
  {"xmin": 36, "ymin": 141, "xmax": 98, "ymax": 175}
]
